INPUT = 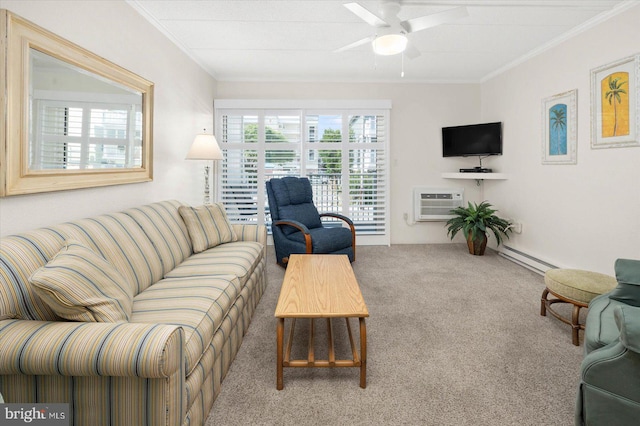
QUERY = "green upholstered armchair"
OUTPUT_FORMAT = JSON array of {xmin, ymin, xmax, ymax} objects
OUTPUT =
[{"xmin": 576, "ymin": 259, "xmax": 640, "ymax": 426}]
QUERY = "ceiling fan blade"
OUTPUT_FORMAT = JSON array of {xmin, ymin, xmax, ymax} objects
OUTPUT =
[
  {"xmin": 404, "ymin": 42, "xmax": 421, "ymax": 60},
  {"xmin": 334, "ymin": 36, "xmax": 374, "ymax": 53},
  {"xmin": 343, "ymin": 2, "xmax": 389, "ymax": 28},
  {"xmin": 400, "ymin": 6, "xmax": 468, "ymax": 34}
]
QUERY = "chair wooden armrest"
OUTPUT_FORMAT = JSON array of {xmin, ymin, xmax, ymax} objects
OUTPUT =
[
  {"xmin": 273, "ymin": 219, "xmax": 312, "ymax": 253},
  {"xmin": 320, "ymin": 213, "xmax": 356, "ymax": 261},
  {"xmin": 320, "ymin": 212, "xmax": 354, "ymax": 226}
]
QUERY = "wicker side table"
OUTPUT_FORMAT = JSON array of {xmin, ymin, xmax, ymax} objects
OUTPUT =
[{"xmin": 541, "ymin": 269, "xmax": 617, "ymax": 345}]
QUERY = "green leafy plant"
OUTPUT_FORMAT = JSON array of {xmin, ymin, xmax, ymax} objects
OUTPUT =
[{"xmin": 446, "ymin": 201, "xmax": 512, "ymax": 253}]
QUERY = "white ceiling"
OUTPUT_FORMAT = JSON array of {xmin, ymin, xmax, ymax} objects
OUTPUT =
[{"xmin": 128, "ymin": 0, "xmax": 633, "ymax": 83}]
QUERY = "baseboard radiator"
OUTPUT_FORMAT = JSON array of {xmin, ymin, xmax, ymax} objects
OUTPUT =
[{"xmin": 498, "ymin": 245, "xmax": 557, "ymax": 276}]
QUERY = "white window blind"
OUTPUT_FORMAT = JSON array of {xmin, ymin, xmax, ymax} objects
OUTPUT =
[
  {"xmin": 219, "ymin": 114, "xmax": 259, "ymax": 222},
  {"xmin": 31, "ymin": 99, "xmax": 142, "ymax": 170},
  {"xmin": 216, "ymin": 103, "xmax": 390, "ymax": 244}
]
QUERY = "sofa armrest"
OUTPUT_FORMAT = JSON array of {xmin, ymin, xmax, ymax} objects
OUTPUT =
[
  {"xmin": 0, "ymin": 319, "xmax": 183, "ymax": 378},
  {"xmin": 579, "ymin": 306, "xmax": 640, "ymax": 410},
  {"xmin": 615, "ymin": 305, "xmax": 640, "ymax": 353},
  {"xmin": 232, "ymin": 224, "xmax": 267, "ymax": 247}
]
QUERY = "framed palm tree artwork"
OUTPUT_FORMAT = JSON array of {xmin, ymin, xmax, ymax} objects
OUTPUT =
[
  {"xmin": 542, "ymin": 89, "xmax": 577, "ymax": 164},
  {"xmin": 591, "ymin": 54, "xmax": 640, "ymax": 149}
]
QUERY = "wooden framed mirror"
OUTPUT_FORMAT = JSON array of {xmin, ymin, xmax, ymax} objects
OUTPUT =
[{"xmin": 0, "ymin": 10, "xmax": 153, "ymax": 197}]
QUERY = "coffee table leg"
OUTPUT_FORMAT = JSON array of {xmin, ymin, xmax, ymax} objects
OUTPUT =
[
  {"xmin": 359, "ymin": 317, "xmax": 367, "ymax": 389},
  {"xmin": 277, "ymin": 318, "xmax": 284, "ymax": 390}
]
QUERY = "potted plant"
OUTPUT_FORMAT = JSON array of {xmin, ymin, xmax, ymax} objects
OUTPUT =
[{"xmin": 445, "ymin": 201, "xmax": 512, "ymax": 256}]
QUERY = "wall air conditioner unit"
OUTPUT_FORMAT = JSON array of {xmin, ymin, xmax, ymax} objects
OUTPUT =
[{"xmin": 413, "ymin": 188, "xmax": 464, "ymax": 221}]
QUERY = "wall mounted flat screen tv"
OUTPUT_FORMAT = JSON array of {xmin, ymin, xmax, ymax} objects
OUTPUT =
[{"xmin": 442, "ymin": 122, "xmax": 502, "ymax": 157}]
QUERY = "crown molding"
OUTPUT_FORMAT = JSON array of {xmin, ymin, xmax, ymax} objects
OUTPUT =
[
  {"xmin": 125, "ymin": 0, "xmax": 218, "ymax": 79},
  {"xmin": 480, "ymin": 0, "xmax": 639, "ymax": 83}
]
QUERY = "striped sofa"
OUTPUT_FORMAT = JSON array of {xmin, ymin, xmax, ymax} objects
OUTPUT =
[{"xmin": 0, "ymin": 200, "xmax": 267, "ymax": 426}]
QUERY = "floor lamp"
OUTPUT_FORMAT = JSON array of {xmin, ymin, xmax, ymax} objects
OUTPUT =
[{"xmin": 185, "ymin": 130, "xmax": 223, "ymax": 204}]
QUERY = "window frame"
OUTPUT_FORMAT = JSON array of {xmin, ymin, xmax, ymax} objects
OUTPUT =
[{"xmin": 215, "ymin": 99, "xmax": 391, "ymax": 246}]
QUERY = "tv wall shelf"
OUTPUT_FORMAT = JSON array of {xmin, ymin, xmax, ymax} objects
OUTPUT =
[{"xmin": 442, "ymin": 173, "xmax": 508, "ymax": 180}]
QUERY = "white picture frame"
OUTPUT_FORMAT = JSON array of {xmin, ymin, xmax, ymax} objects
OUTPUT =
[
  {"xmin": 542, "ymin": 89, "xmax": 577, "ymax": 165},
  {"xmin": 590, "ymin": 54, "xmax": 640, "ymax": 149}
]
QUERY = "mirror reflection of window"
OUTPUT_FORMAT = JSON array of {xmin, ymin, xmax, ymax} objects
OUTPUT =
[{"xmin": 29, "ymin": 48, "xmax": 143, "ymax": 170}]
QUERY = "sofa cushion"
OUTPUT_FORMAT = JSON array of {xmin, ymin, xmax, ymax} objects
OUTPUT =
[
  {"xmin": 584, "ymin": 293, "xmax": 627, "ymax": 354},
  {"xmin": 131, "ymin": 274, "xmax": 241, "ymax": 374},
  {"xmin": 179, "ymin": 204, "xmax": 238, "ymax": 253},
  {"xmin": 55, "ymin": 213, "xmax": 164, "ymax": 295},
  {"xmin": 164, "ymin": 241, "xmax": 264, "ymax": 287},
  {"xmin": 123, "ymin": 200, "xmax": 193, "ymax": 275},
  {"xmin": 29, "ymin": 240, "xmax": 133, "ymax": 322},
  {"xmin": 614, "ymin": 305, "xmax": 640, "ymax": 353},
  {"xmin": 608, "ymin": 259, "xmax": 640, "ymax": 307}
]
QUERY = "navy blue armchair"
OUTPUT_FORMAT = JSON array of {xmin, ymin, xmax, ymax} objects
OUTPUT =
[{"xmin": 266, "ymin": 177, "xmax": 356, "ymax": 267}]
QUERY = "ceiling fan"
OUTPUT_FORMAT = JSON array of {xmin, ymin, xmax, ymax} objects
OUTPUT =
[{"xmin": 336, "ymin": 1, "xmax": 468, "ymax": 58}]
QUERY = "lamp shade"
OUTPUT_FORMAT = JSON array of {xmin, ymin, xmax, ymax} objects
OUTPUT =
[
  {"xmin": 185, "ymin": 133, "xmax": 223, "ymax": 160},
  {"xmin": 372, "ymin": 34, "xmax": 408, "ymax": 56}
]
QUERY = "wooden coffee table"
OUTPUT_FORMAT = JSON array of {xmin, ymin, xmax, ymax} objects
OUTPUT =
[{"xmin": 275, "ymin": 254, "xmax": 369, "ymax": 390}]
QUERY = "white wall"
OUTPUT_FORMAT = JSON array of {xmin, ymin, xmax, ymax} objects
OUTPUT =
[
  {"xmin": 481, "ymin": 4, "xmax": 640, "ymax": 274},
  {"xmin": 216, "ymin": 81, "xmax": 482, "ymax": 244},
  {"xmin": 3, "ymin": 2, "xmax": 634, "ymax": 274},
  {"xmin": 0, "ymin": 0, "xmax": 216, "ymax": 237}
]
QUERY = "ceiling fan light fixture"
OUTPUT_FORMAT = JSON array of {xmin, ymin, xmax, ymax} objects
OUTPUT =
[{"xmin": 372, "ymin": 34, "xmax": 407, "ymax": 56}]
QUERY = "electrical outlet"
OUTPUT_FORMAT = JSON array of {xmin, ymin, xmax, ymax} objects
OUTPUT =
[
  {"xmin": 506, "ymin": 219, "xmax": 522, "ymax": 234},
  {"xmin": 512, "ymin": 222, "xmax": 522, "ymax": 234}
]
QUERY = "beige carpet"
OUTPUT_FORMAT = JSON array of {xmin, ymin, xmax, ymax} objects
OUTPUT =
[{"xmin": 206, "ymin": 244, "xmax": 583, "ymax": 426}]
